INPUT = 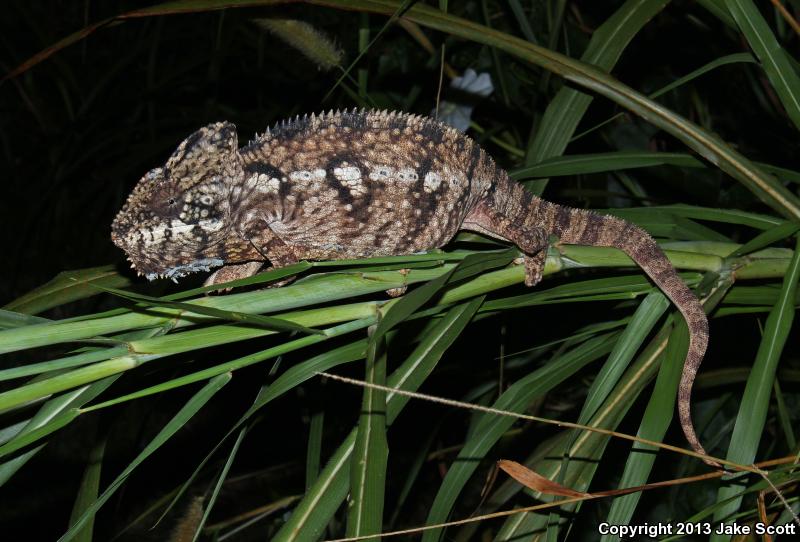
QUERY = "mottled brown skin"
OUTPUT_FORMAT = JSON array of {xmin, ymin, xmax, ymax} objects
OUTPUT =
[{"xmin": 111, "ymin": 110, "xmax": 713, "ymax": 466}]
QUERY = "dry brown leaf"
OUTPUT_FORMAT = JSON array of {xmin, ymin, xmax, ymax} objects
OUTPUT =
[{"xmin": 497, "ymin": 460, "xmax": 590, "ymax": 498}]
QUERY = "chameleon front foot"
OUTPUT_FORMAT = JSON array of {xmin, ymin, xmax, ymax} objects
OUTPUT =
[
  {"xmin": 385, "ymin": 268, "xmax": 410, "ymax": 297},
  {"xmin": 203, "ymin": 261, "xmax": 264, "ymax": 291},
  {"xmin": 523, "ymin": 250, "xmax": 547, "ymax": 287},
  {"xmin": 386, "ymin": 286, "xmax": 407, "ymax": 297}
]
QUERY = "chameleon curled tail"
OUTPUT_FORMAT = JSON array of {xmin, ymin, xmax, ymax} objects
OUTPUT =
[
  {"xmin": 476, "ymin": 177, "xmax": 714, "ymax": 467},
  {"xmin": 551, "ymin": 203, "xmax": 712, "ymax": 466}
]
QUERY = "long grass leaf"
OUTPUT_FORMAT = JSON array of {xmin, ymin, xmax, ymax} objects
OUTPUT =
[
  {"xmin": 773, "ymin": 379, "xmax": 796, "ymax": 452},
  {"xmin": 507, "ymin": 0, "xmax": 537, "ymax": 43},
  {"xmin": 0, "ymin": 357, "xmax": 142, "ymax": 414},
  {"xmin": 155, "ymin": 339, "xmax": 368, "ymax": 525},
  {"xmin": 696, "ymin": 0, "xmax": 737, "ymax": 27},
  {"xmin": 727, "ymin": 221, "xmax": 800, "ymax": 258},
  {"xmin": 0, "ymin": 375, "xmax": 120, "ymax": 486},
  {"xmin": 274, "ymin": 298, "xmax": 482, "ymax": 541},
  {"xmin": 711, "ymin": 235, "xmax": 800, "ymax": 535},
  {"xmin": 0, "ymin": 409, "xmax": 80, "ymax": 459},
  {"xmin": 165, "ymin": 261, "xmax": 312, "ymax": 300},
  {"xmin": 371, "ymin": 249, "xmax": 516, "ymax": 345},
  {"xmin": 512, "ymin": 151, "xmax": 800, "ymax": 185},
  {"xmin": 614, "ymin": 205, "xmax": 784, "ymax": 230},
  {"xmin": 86, "ymin": 318, "xmax": 373, "ymax": 413},
  {"xmin": 305, "ymin": 410, "xmax": 325, "ymax": 491},
  {"xmin": 58, "ymin": 373, "xmax": 231, "ymax": 542},
  {"xmin": 726, "ymin": 0, "xmax": 800, "ymax": 130},
  {"xmin": 497, "ymin": 272, "xmax": 743, "ymax": 537},
  {"xmin": 1, "ymin": 17, "xmax": 113, "ymax": 81},
  {"xmin": 192, "ymin": 425, "xmax": 247, "ymax": 542},
  {"xmin": 577, "ymin": 292, "xmax": 669, "ymax": 424},
  {"xmin": 0, "ymin": 346, "xmax": 130, "ymax": 382},
  {"xmin": 421, "ymin": 332, "xmax": 619, "ymax": 542},
  {"xmin": 512, "ymin": 151, "xmax": 701, "ymax": 179},
  {"xmin": 68, "ymin": 434, "xmax": 106, "ymax": 542},
  {"xmin": 571, "ymin": 52, "xmax": 756, "ymax": 143},
  {"xmin": 0, "ymin": 265, "xmax": 450, "ymax": 355},
  {"xmin": 495, "ymin": 322, "xmax": 675, "ymax": 537},
  {"xmin": 601, "ymin": 311, "xmax": 689, "ymax": 539},
  {"xmin": 347, "ymin": 327, "xmax": 388, "ymax": 539},
  {"xmin": 523, "ymin": 0, "xmax": 670, "ymax": 194},
  {"xmin": 0, "ymin": 310, "xmax": 49, "ymax": 330},
  {"xmin": 3, "ymin": 266, "xmax": 130, "ymax": 315},
  {"xmin": 96, "ymin": 284, "xmax": 324, "ymax": 335}
]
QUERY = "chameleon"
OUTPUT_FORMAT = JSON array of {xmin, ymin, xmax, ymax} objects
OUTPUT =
[{"xmin": 111, "ymin": 109, "xmax": 712, "ymax": 466}]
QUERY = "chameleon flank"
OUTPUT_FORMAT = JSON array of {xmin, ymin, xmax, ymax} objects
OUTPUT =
[{"xmin": 111, "ymin": 109, "xmax": 712, "ymax": 466}]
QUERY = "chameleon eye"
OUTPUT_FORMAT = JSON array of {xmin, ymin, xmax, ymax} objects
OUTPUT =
[{"xmin": 167, "ymin": 198, "xmax": 176, "ymax": 205}]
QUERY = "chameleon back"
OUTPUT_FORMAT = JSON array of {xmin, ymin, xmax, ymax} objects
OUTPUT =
[{"xmin": 233, "ymin": 110, "xmax": 497, "ymax": 259}]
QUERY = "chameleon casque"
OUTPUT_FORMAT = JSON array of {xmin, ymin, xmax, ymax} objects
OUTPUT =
[{"xmin": 111, "ymin": 109, "xmax": 711, "ymax": 464}]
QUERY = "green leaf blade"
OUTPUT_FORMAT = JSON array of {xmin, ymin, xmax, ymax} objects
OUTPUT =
[
  {"xmin": 726, "ymin": 0, "xmax": 800, "ymax": 131},
  {"xmin": 58, "ymin": 373, "xmax": 231, "ymax": 542},
  {"xmin": 712, "ymin": 235, "xmax": 800, "ymax": 536},
  {"xmin": 347, "ymin": 327, "xmax": 388, "ymax": 540}
]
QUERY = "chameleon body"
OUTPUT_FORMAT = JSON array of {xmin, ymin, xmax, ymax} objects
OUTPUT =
[{"xmin": 111, "ymin": 109, "xmax": 711, "ymax": 464}]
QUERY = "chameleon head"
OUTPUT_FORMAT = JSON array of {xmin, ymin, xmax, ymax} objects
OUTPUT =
[{"xmin": 111, "ymin": 122, "xmax": 242, "ymax": 281}]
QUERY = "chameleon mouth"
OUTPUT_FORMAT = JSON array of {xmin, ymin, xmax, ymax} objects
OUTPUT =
[
  {"xmin": 144, "ymin": 258, "xmax": 224, "ymax": 282},
  {"xmin": 113, "ymin": 223, "xmax": 225, "ymax": 282},
  {"xmin": 122, "ymin": 252, "xmax": 223, "ymax": 283}
]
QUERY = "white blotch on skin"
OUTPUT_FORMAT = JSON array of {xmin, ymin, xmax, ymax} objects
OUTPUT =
[
  {"xmin": 335, "ymin": 166, "xmax": 367, "ymax": 196},
  {"xmin": 247, "ymin": 173, "xmax": 281, "ymax": 194},
  {"xmin": 198, "ymin": 218, "xmax": 223, "ymax": 232},
  {"xmin": 369, "ymin": 166, "xmax": 394, "ymax": 181},
  {"xmin": 334, "ymin": 166, "xmax": 361, "ymax": 181},
  {"xmin": 290, "ymin": 170, "xmax": 314, "ymax": 182},
  {"xmin": 424, "ymin": 171, "xmax": 442, "ymax": 192},
  {"xmin": 398, "ymin": 168, "xmax": 418, "ymax": 182}
]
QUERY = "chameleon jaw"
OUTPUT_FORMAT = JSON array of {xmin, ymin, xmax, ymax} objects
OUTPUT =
[{"xmin": 145, "ymin": 258, "xmax": 225, "ymax": 283}]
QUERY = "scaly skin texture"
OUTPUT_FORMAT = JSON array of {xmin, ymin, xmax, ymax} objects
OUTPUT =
[{"xmin": 111, "ymin": 109, "xmax": 713, "ymax": 466}]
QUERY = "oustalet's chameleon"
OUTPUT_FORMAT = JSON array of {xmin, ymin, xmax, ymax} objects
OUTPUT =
[{"xmin": 112, "ymin": 109, "xmax": 712, "ymax": 466}]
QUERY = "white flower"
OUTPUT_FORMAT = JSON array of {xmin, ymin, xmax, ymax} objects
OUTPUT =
[{"xmin": 435, "ymin": 69, "xmax": 494, "ymax": 131}]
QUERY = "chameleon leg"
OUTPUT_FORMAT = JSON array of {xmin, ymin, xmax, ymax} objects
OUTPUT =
[
  {"xmin": 462, "ymin": 203, "xmax": 549, "ymax": 287},
  {"xmin": 249, "ymin": 233, "xmax": 298, "ymax": 268},
  {"xmin": 204, "ymin": 224, "xmax": 298, "ymax": 289},
  {"xmin": 204, "ymin": 220, "xmax": 298, "ymax": 286},
  {"xmin": 246, "ymin": 225, "xmax": 300, "ymax": 287},
  {"xmin": 204, "ymin": 261, "xmax": 264, "ymax": 288}
]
